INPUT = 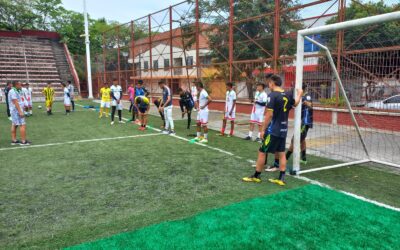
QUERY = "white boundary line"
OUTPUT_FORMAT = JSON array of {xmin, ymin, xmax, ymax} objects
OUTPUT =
[
  {"xmin": 0, "ymin": 133, "xmax": 161, "ymax": 151},
  {"xmin": 299, "ymin": 159, "xmax": 371, "ymax": 174},
  {"xmin": 78, "ymin": 102, "xmax": 400, "ymax": 212},
  {"xmin": 295, "ymin": 176, "xmax": 400, "ymax": 212}
]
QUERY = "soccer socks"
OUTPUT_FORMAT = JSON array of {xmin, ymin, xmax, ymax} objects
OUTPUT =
[
  {"xmin": 278, "ymin": 171, "xmax": 286, "ymax": 181},
  {"xmin": 257, "ymin": 132, "xmax": 261, "ymax": 138},
  {"xmin": 274, "ymin": 158, "xmax": 279, "ymax": 168},
  {"xmin": 99, "ymin": 108, "xmax": 104, "ymax": 117},
  {"xmin": 105, "ymin": 108, "xmax": 109, "ymax": 117},
  {"xmin": 254, "ymin": 171, "xmax": 261, "ymax": 178},
  {"xmin": 221, "ymin": 128, "xmax": 225, "ymax": 135},
  {"xmin": 197, "ymin": 132, "xmax": 201, "ymax": 137},
  {"xmin": 204, "ymin": 133, "xmax": 208, "ymax": 139},
  {"xmin": 248, "ymin": 131, "xmax": 253, "ymax": 137},
  {"xmin": 132, "ymin": 110, "xmax": 136, "ymax": 121},
  {"xmin": 118, "ymin": 110, "xmax": 122, "ymax": 121},
  {"xmin": 187, "ymin": 112, "xmax": 191, "ymax": 129},
  {"xmin": 71, "ymin": 101, "xmax": 75, "ymax": 111},
  {"xmin": 286, "ymin": 150, "xmax": 293, "ymax": 160}
]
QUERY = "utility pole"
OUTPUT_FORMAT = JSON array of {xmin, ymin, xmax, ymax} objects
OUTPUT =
[{"xmin": 84, "ymin": 0, "xmax": 93, "ymax": 99}]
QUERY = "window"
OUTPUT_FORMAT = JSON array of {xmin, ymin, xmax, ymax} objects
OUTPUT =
[
  {"xmin": 385, "ymin": 96, "xmax": 400, "ymax": 104},
  {"xmin": 200, "ymin": 56, "xmax": 211, "ymax": 65},
  {"xmin": 143, "ymin": 61, "xmax": 149, "ymax": 71},
  {"xmin": 186, "ymin": 56, "xmax": 194, "ymax": 68},
  {"xmin": 164, "ymin": 59, "xmax": 170, "ymax": 70},
  {"xmin": 153, "ymin": 60, "xmax": 159, "ymax": 71}
]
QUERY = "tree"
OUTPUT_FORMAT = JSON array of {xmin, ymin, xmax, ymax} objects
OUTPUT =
[{"xmin": 0, "ymin": 0, "xmax": 38, "ymax": 31}]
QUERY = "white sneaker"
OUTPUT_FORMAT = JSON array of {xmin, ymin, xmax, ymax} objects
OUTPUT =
[
  {"xmin": 162, "ymin": 130, "xmax": 169, "ymax": 135},
  {"xmin": 199, "ymin": 138, "xmax": 208, "ymax": 144},
  {"xmin": 111, "ymin": 121, "xmax": 115, "ymax": 125},
  {"xmin": 169, "ymin": 130, "xmax": 176, "ymax": 135},
  {"xmin": 119, "ymin": 121, "xmax": 125, "ymax": 124},
  {"xmin": 8, "ymin": 117, "xmax": 12, "ymax": 121}
]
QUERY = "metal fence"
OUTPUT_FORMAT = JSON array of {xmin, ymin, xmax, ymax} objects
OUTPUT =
[{"xmin": 82, "ymin": 0, "xmax": 399, "ymax": 108}]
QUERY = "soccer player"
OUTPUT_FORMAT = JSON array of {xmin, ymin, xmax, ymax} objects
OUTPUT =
[
  {"xmin": 9, "ymin": 82, "xmax": 31, "ymax": 145},
  {"xmin": 194, "ymin": 81, "xmax": 212, "ymax": 143},
  {"xmin": 62, "ymin": 83, "xmax": 72, "ymax": 115},
  {"xmin": 242, "ymin": 75, "xmax": 302, "ymax": 186},
  {"xmin": 21, "ymin": 83, "xmax": 29, "ymax": 116},
  {"xmin": 110, "ymin": 81, "xmax": 124, "ymax": 125},
  {"xmin": 4, "ymin": 82, "xmax": 12, "ymax": 120},
  {"xmin": 127, "ymin": 82, "xmax": 135, "ymax": 117},
  {"xmin": 191, "ymin": 83, "xmax": 198, "ymax": 111},
  {"xmin": 22, "ymin": 83, "xmax": 33, "ymax": 116},
  {"xmin": 99, "ymin": 82, "xmax": 111, "ymax": 118},
  {"xmin": 135, "ymin": 95, "xmax": 150, "ymax": 130},
  {"xmin": 158, "ymin": 80, "xmax": 175, "ymax": 135},
  {"xmin": 285, "ymin": 84, "xmax": 313, "ymax": 164},
  {"xmin": 219, "ymin": 82, "xmax": 236, "ymax": 137},
  {"xmin": 244, "ymin": 82, "xmax": 268, "ymax": 142},
  {"xmin": 67, "ymin": 81, "xmax": 75, "ymax": 111},
  {"xmin": 178, "ymin": 87, "xmax": 195, "ymax": 129},
  {"xmin": 43, "ymin": 82, "xmax": 54, "ymax": 115},
  {"xmin": 153, "ymin": 97, "xmax": 166, "ymax": 128}
]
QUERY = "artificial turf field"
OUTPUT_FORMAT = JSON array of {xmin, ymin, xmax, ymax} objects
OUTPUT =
[{"xmin": 0, "ymin": 101, "xmax": 399, "ymax": 249}]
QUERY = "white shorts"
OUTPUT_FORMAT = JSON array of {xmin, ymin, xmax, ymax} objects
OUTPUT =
[
  {"xmin": 224, "ymin": 111, "xmax": 236, "ymax": 120},
  {"xmin": 64, "ymin": 98, "xmax": 71, "ymax": 106},
  {"xmin": 112, "ymin": 102, "xmax": 123, "ymax": 110},
  {"xmin": 250, "ymin": 110, "xmax": 264, "ymax": 125},
  {"xmin": 197, "ymin": 109, "xmax": 209, "ymax": 126},
  {"xmin": 100, "ymin": 101, "xmax": 110, "ymax": 108}
]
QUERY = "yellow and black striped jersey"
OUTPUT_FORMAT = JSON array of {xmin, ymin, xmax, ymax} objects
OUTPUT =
[{"xmin": 43, "ymin": 87, "xmax": 55, "ymax": 101}]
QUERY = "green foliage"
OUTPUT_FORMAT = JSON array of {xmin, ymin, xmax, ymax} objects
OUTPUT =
[{"xmin": 319, "ymin": 97, "xmax": 346, "ymax": 107}]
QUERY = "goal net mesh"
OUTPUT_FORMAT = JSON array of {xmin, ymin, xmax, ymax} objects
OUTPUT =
[{"xmin": 294, "ymin": 14, "xmax": 400, "ymax": 173}]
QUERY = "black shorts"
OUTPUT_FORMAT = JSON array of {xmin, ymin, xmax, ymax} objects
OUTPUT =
[
  {"xmin": 300, "ymin": 125, "xmax": 310, "ymax": 141},
  {"xmin": 139, "ymin": 106, "xmax": 148, "ymax": 113},
  {"xmin": 259, "ymin": 133, "xmax": 286, "ymax": 154}
]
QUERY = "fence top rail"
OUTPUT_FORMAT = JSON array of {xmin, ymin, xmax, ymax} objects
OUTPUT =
[{"xmin": 298, "ymin": 11, "xmax": 400, "ymax": 36}]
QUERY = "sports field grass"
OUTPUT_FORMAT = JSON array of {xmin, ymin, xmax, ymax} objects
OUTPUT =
[{"xmin": 0, "ymin": 101, "xmax": 399, "ymax": 249}]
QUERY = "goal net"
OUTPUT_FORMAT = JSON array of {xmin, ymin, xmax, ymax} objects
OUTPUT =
[{"xmin": 292, "ymin": 11, "xmax": 400, "ymax": 174}]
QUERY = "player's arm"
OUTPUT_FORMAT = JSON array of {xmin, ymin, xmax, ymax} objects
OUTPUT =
[
  {"xmin": 111, "ymin": 90, "xmax": 117, "ymax": 101},
  {"xmin": 293, "ymin": 89, "xmax": 303, "ymax": 107},
  {"xmin": 201, "ymin": 95, "xmax": 212, "ymax": 109},
  {"xmin": 260, "ymin": 109, "xmax": 273, "ymax": 138}
]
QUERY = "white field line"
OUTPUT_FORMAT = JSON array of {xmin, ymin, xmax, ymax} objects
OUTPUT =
[
  {"xmin": 79, "ymin": 103, "xmax": 400, "ymax": 212},
  {"xmin": 0, "ymin": 133, "xmax": 161, "ymax": 151},
  {"xmin": 295, "ymin": 175, "xmax": 400, "ymax": 212}
]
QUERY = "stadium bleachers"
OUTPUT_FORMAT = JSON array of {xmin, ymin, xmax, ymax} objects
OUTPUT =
[{"xmin": 0, "ymin": 32, "xmax": 78, "ymax": 100}]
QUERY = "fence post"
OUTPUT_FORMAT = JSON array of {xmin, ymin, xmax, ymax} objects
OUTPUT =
[
  {"xmin": 102, "ymin": 33, "xmax": 106, "ymax": 83},
  {"xmin": 229, "ymin": 0, "xmax": 234, "ymax": 82},
  {"xmin": 195, "ymin": 0, "xmax": 200, "ymax": 81},
  {"xmin": 131, "ymin": 21, "xmax": 135, "ymax": 83},
  {"xmin": 169, "ymin": 6, "xmax": 174, "ymax": 89},
  {"xmin": 273, "ymin": 0, "xmax": 280, "ymax": 73},
  {"xmin": 148, "ymin": 14, "xmax": 153, "ymax": 90},
  {"xmin": 336, "ymin": 0, "xmax": 346, "ymax": 106},
  {"xmin": 117, "ymin": 26, "xmax": 121, "ymax": 86}
]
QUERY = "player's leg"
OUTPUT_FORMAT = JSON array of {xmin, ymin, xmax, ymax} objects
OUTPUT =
[
  {"xmin": 219, "ymin": 118, "xmax": 227, "ymax": 136},
  {"xmin": 245, "ymin": 122, "xmax": 254, "ymax": 140},
  {"xmin": 117, "ymin": 104, "xmax": 123, "ymax": 123},
  {"xmin": 179, "ymin": 99, "xmax": 185, "ymax": 118},
  {"xmin": 167, "ymin": 107, "xmax": 175, "ymax": 134},
  {"xmin": 11, "ymin": 124, "xmax": 18, "ymax": 144},
  {"xmin": 19, "ymin": 124, "xmax": 27, "ymax": 144},
  {"xmin": 111, "ymin": 105, "xmax": 116, "ymax": 124},
  {"xmin": 71, "ymin": 99, "xmax": 75, "ymax": 111},
  {"xmin": 199, "ymin": 110, "xmax": 209, "ymax": 143},
  {"xmin": 99, "ymin": 102, "xmax": 104, "ymax": 118},
  {"xmin": 243, "ymin": 133, "xmax": 271, "ymax": 182},
  {"xmin": 229, "ymin": 117, "xmax": 235, "ymax": 137},
  {"xmin": 268, "ymin": 137, "xmax": 287, "ymax": 186},
  {"xmin": 186, "ymin": 106, "xmax": 192, "ymax": 129}
]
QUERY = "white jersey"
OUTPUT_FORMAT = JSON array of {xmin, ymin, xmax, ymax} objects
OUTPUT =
[
  {"xmin": 198, "ymin": 89, "xmax": 209, "ymax": 111},
  {"xmin": 252, "ymin": 91, "xmax": 268, "ymax": 113},
  {"xmin": 110, "ymin": 85, "xmax": 122, "ymax": 100},
  {"xmin": 68, "ymin": 84, "xmax": 75, "ymax": 99},
  {"xmin": 225, "ymin": 90, "xmax": 236, "ymax": 112},
  {"xmin": 191, "ymin": 86, "xmax": 198, "ymax": 102}
]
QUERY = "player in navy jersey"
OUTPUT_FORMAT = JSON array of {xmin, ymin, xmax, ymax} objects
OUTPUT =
[
  {"xmin": 178, "ymin": 87, "xmax": 195, "ymax": 129},
  {"xmin": 243, "ymin": 75, "xmax": 302, "ymax": 186},
  {"xmin": 285, "ymin": 84, "xmax": 313, "ymax": 164}
]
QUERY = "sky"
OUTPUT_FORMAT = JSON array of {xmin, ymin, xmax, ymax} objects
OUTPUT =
[{"xmin": 62, "ymin": 0, "xmax": 184, "ymax": 23}]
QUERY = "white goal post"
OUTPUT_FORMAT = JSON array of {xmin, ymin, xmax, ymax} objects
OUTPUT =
[{"xmin": 293, "ymin": 11, "xmax": 400, "ymax": 174}]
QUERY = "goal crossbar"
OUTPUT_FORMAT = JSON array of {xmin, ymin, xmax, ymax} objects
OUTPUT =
[{"xmin": 293, "ymin": 11, "xmax": 400, "ymax": 174}]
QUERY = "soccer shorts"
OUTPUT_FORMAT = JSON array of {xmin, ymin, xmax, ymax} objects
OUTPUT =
[
  {"xmin": 250, "ymin": 110, "xmax": 264, "ymax": 125},
  {"xmin": 224, "ymin": 111, "xmax": 236, "ymax": 120},
  {"xmin": 11, "ymin": 111, "xmax": 26, "ymax": 126},
  {"xmin": 197, "ymin": 109, "xmax": 209, "ymax": 126},
  {"xmin": 111, "ymin": 101, "xmax": 123, "ymax": 110},
  {"xmin": 64, "ymin": 97, "xmax": 71, "ymax": 106},
  {"xmin": 139, "ymin": 105, "xmax": 148, "ymax": 114},
  {"xmin": 27, "ymin": 98, "xmax": 32, "ymax": 108},
  {"xmin": 46, "ymin": 100, "xmax": 53, "ymax": 108},
  {"xmin": 100, "ymin": 101, "xmax": 110, "ymax": 108},
  {"xmin": 259, "ymin": 132, "xmax": 286, "ymax": 154}
]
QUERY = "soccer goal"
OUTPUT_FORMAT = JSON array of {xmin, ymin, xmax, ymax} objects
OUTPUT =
[{"xmin": 293, "ymin": 11, "xmax": 400, "ymax": 174}]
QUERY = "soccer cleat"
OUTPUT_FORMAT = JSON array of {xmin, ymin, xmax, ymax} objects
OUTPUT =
[
  {"xmin": 162, "ymin": 130, "xmax": 169, "ymax": 135},
  {"xmin": 199, "ymin": 138, "xmax": 208, "ymax": 143},
  {"xmin": 169, "ymin": 130, "xmax": 176, "ymax": 135},
  {"xmin": 11, "ymin": 140, "xmax": 21, "ymax": 146},
  {"xmin": 119, "ymin": 121, "xmax": 125, "ymax": 124},
  {"xmin": 255, "ymin": 137, "xmax": 262, "ymax": 143},
  {"xmin": 217, "ymin": 133, "xmax": 225, "ymax": 136},
  {"xmin": 268, "ymin": 179, "xmax": 286, "ymax": 186},
  {"xmin": 242, "ymin": 175, "xmax": 261, "ymax": 183},
  {"xmin": 300, "ymin": 159, "xmax": 308, "ymax": 165},
  {"xmin": 111, "ymin": 121, "xmax": 115, "ymax": 125},
  {"xmin": 8, "ymin": 117, "xmax": 12, "ymax": 121},
  {"xmin": 227, "ymin": 134, "xmax": 233, "ymax": 138},
  {"xmin": 244, "ymin": 136, "xmax": 251, "ymax": 140},
  {"xmin": 19, "ymin": 140, "xmax": 31, "ymax": 146},
  {"xmin": 265, "ymin": 167, "xmax": 279, "ymax": 172}
]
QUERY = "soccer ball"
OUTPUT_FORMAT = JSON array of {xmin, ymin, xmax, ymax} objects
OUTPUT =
[{"xmin": 38, "ymin": 105, "xmax": 42, "ymax": 109}]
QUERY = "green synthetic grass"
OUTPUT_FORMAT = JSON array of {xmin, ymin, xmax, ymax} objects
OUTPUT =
[
  {"xmin": 0, "ymin": 101, "xmax": 399, "ymax": 249},
  {"xmin": 68, "ymin": 185, "xmax": 400, "ymax": 249}
]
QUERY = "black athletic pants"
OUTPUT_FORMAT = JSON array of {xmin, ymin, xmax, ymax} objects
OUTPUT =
[{"xmin": 111, "ymin": 106, "xmax": 122, "ymax": 122}]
